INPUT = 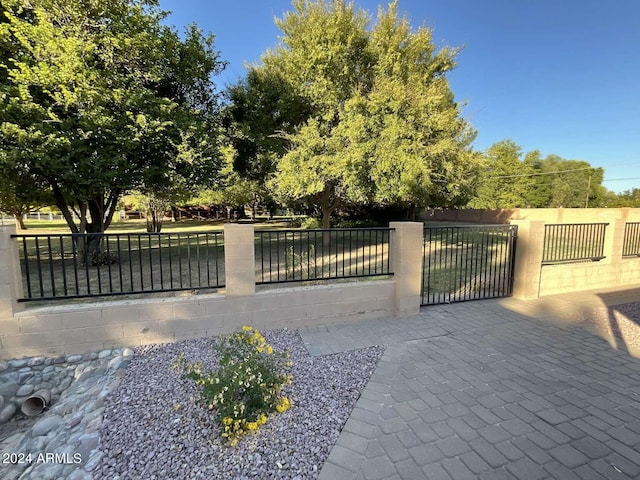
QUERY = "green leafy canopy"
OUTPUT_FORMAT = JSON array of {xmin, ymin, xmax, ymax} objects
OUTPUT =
[
  {"xmin": 228, "ymin": 0, "xmax": 478, "ymax": 226},
  {"xmin": 0, "ymin": 0, "xmax": 225, "ymax": 235}
]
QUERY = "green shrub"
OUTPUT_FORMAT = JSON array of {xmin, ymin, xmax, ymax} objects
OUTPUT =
[
  {"xmin": 81, "ymin": 251, "xmax": 119, "ymax": 266},
  {"xmin": 300, "ymin": 217, "xmax": 322, "ymax": 229},
  {"xmin": 285, "ymin": 244, "xmax": 317, "ymax": 279},
  {"xmin": 173, "ymin": 326, "xmax": 293, "ymax": 446},
  {"xmin": 332, "ymin": 219, "xmax": 384, "ymax": 228}
]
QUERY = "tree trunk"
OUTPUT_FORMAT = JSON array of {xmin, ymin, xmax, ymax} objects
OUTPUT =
[
  {"xmin": 14, "ymin": 214, "xmax": 26, "ymax": 230},
  {"xmin": 320, "ymin": 186, "xmax": 336, "ymax": 247},
  {"xmin": 407, "ymin": 203, "xmax": 416, "ymax": 222}
]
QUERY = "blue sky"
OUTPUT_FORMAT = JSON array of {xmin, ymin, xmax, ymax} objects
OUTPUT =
[{"xmin": 159, "ymin": 0, "xmax": 639, "ymax": 193}]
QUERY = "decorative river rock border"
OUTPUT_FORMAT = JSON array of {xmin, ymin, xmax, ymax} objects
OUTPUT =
[{"xmin": 0, "ymin": 348, "xmax": 132, "ymax": 480}]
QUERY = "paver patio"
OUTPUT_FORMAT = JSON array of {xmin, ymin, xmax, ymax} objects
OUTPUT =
[{"xmin": 300, "ymin": 287, "xmax": 640, "ymax": 480}]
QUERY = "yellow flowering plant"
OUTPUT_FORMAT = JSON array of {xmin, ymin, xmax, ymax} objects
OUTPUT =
[{"xmin": 174, "ymin": 326, "xmax": 293, "ymax": 446}]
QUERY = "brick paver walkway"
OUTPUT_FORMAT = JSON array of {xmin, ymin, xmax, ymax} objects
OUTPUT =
[{"xmin": 300, "ymin": 289, "xmax": 640, "ymax": 479}]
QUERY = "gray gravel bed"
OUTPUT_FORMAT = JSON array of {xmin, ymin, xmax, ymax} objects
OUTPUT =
[{"xmin": 95, "ymin": 329, "xmax": 385, "ymax": 479}]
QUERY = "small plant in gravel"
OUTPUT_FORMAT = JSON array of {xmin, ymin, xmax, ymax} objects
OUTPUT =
[{"xmin": 173, "ymin": 326, "xmax": 293, "ymax": 446}]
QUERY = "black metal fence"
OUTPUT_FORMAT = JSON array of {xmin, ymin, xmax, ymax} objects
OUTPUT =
[
  {"xmin": 422, "ymin": 225, "xmax": 517, "ymax": 305},
  {"xmin": 542, "ymin": 223, "xmax": 608, "ymax": 264},
  {"xmin": 255, "ymin": 228, "xmax": 393, "ymax": 284},
  {"xmin": 12, "ymin": 231, "xmax": 225, "ymax": 301},
  {"xmin": 623, "ymin": 222, "xmax": 640, "ymax": 257}
]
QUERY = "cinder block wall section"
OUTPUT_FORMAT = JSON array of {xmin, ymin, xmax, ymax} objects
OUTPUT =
[
  {"xmin": 0, "ymin": 224, "xmax": 424, "ymax": 359},
  {"xmin": 422, "ymin": 207, "xmax": 640, "ymax": 225},
  {"xmin": 511, "ymin": 218, "xmax": 640, "ymax": 298}
]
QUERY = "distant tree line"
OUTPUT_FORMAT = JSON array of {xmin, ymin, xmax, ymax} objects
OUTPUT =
[{"xmin": 467, "ymin": 139, "xmax": 617, "ymax": 209}]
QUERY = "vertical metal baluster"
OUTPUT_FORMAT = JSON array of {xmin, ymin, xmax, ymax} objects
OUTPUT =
[
  {"xmin": 275, "ymin": 231, "xmax": 280, "ymax": 282},
  {"xmin": 217, "ymin": 232, "xmax": 222, "ymax": 287},
  {"xmin": 349, "ymin": 230, "xmax": 353, "ymax": 276},
  {"xmin": 126, "ymin": 235, "xmax": 133, "ymax": 291},
  {"xmin": 138, "ymin": 234, "xmax": 144, "ymax": 290},
  {"xmin": 419, "ymin": 229, "xmax": 424, "ymax": 304},
  {"xmin": 159, "ymin": 233, "xmax": 164, "ymax": 289},
  {"xmin": 34, "ymin": 237, "xmax": 44, "ymax": 297},
  {"xmin": 82, "ymin": 236, "xmax": 91, "ymax": 295},
  {"xmin": 205, "ymin": 233, "xmax": 210, "ymax": 287},
  {"xmin": 472, "ymin": 228, "xmax": 482, "ymax": 299},
  {"xmin": 22, "ymin": 237, "xmax": 32, "ymax": 299},
  {"xmin": 306, "ymin": 230, "xmax": 311, "ymax": 280},
  {"xmin": 502, "ymin": 227, "xmax": 510, "ymax": 293},
  {"xmin": 484, "ymin": 228, "xmax": 493, "ymax": 298},
  {"xmin": 426, "ymin": 228, "xmax": 433, "ymax": 304},
  {"xmin": 59, "ymin": 236, "xmax": 68, "ymax": 296},
  {"xmin": 196, "ymin": 233, "xmax": 201, "ymax": 286},
  {"xmin": 271, "ymin": 232, "xmax": 275, "ymax": 281},
  {"xmin": 444, "ymin": 227, "xmax": 453, "ymax": 302},
  {"xmin": 327, "ymin": 230, "xmax": 332, "ymax": 278},
  {"xmin": 168, "ymin": 234, "xmax": 174, "ymax": 289},
  {"xmin": 148, "ymin": 234, "xmax": 154, "ymax": 290},
  {"xmin": 71, "ymin": 236, "xmax": 79, "ymax": 295},
  {"xmin": 494, "ymin": 229, "xmax": 503, "ymax": 296},
  {"xmin": 463, "ymin": 229, "xmax": 471, "ymax": 300},
  {"xmin": 106, "ymin": 236, "xmax": 113, "ymax": 294},
  {"xmin": 462, "ymin": 228, "xmax": 470, "ymax": 301},
  {"xmin": 95, "ymin": 235, "xmax": 103, "ymax": 295},
  {"xmin": 117, "ymin": 235, "xmax": 123, "ymax": 292},
  {"xmin": 187, "ymin": 234, "xmax": 193, "ymax": 288},
  {"xmin": 456, "ymin": 228, "xmax": 464, "ymax": 301},
  {"xmin": 490, "ymin": 228, "xmax": 499, "ymax": 297},
  {"xmin": 483, "ymin": 228, "xmax": 492, "ymax": 298},
  {"xmin": 364, "ymin": 229, "xmax": 368, "ymax": 276},
  {"xmin": 433, "ymin": 229, "xmax": 440, "ymax": 304},
  {"xmin": 178, "ymin": 234, "xmax": 183, "ymax": 289},
  {"xmin": 450, "ymin": 228, "xmax": 457, "ymax": 302},
  {"xmin": 46, "ymin": 236, "xmax": 56, "ymax": 297},
  {"xmin": 315, "ymin": 230, "xmax": 320, "ymax": 279}
]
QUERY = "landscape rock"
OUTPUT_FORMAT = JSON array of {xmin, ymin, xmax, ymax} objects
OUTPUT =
[
  {"xmin": 0, "ymin": 403, "xmax": 17, "ymax": 423},
  {"xmin": 31, "ymin": 414, "xmax": 63, "ymax": 437}
]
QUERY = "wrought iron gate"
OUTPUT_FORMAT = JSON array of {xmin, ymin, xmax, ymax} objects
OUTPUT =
[{"xmin": 421, "ymin": 225, "xmax": 517, "ymax": 305}]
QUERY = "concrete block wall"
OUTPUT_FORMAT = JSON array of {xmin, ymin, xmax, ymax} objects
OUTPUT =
[
  {"xmin": 0, "ymin": 224, "xmax": 413, "ymax": 359},
  {"xmin": 512, "ymin": 218, "xmax": 640, "ymax": 298},
  {"xmin": 422, "ymin": 207, "xmax": 640, "ymax": 225}
]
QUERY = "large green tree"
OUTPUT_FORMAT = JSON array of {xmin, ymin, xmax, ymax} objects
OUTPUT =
[
  {"xmin": 1, "ymin": 0, "xmax": 224, "ymax": 246},
  {"xmin": 234, "ymin": 0, "xmax": 478, "ymax": 227},
  {"xmin": 222, "ymin": 67, "xmax": 311, "ymax": 218},
  {"xmin": 531, "ymin": 155, "xmax": 605, "ymax": 208},
  {"xmin": 469, "ymin": 140, "xmax": 534, "ymax": 209}
]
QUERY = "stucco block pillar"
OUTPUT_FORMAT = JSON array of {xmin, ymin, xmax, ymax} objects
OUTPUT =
[
  {"xmin": 511, "ymin": 220, "xmax": 545, "ymax": 300},
  {"xmin": 390, "ymin": 222, "xmax": 424, "ymax": 317},
  {"xmin": 223, "ymin": 224, "xmax": 255, "ymax": 296},
  {"xmin": 603, "ymin": 219, "xmax": 625, "ymax": 265},
  {"xmin": 0, "ymin": 227, "xmax": 23, "ymax": 335}
]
